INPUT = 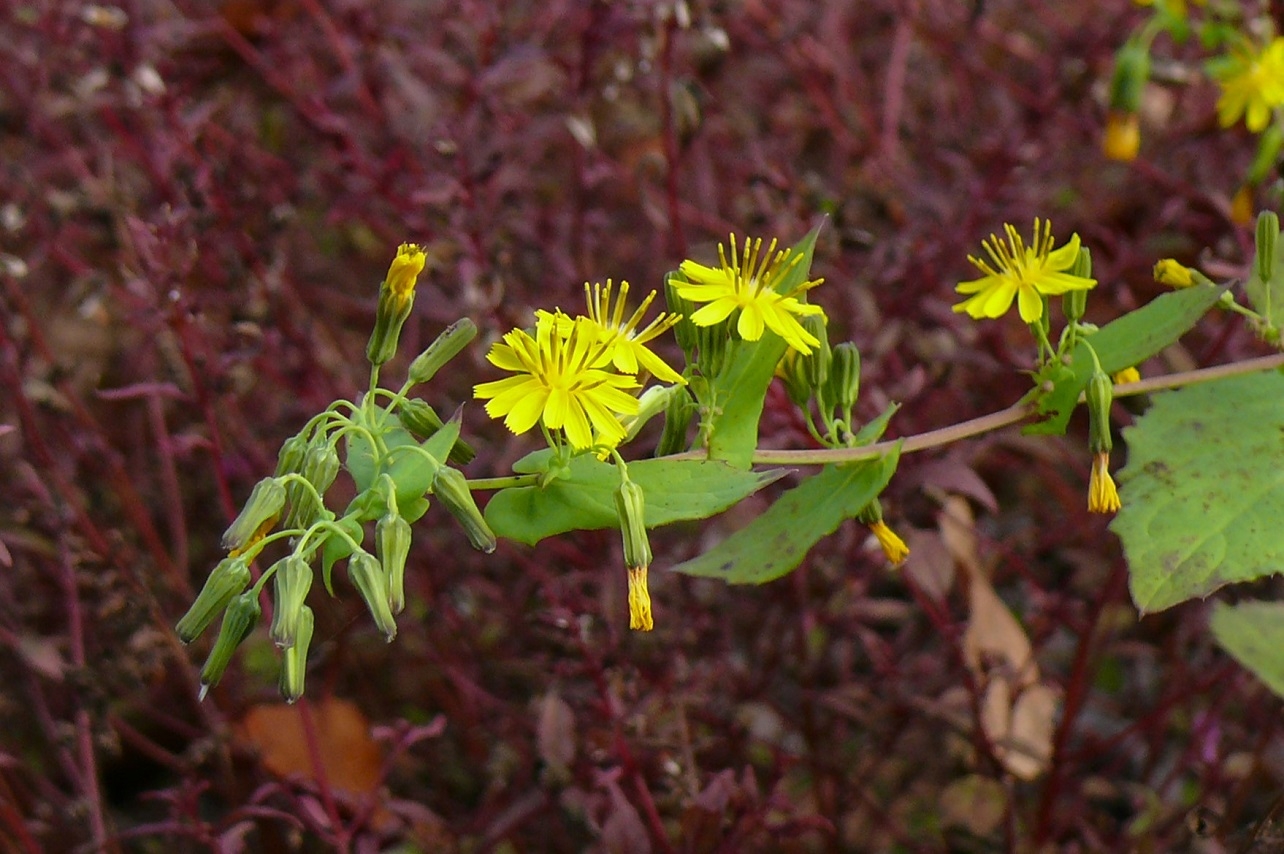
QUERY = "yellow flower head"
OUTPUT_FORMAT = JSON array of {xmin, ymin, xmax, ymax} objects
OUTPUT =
[
  {"xmin": 627, "ymin": 565, "xmax": 653, "ymax": 631},
  {"xmin": 1102, "ymin": 112, "xmax": 1140, "ymax": 162},
  {"xmin": 869, "ymin": 520, "xmax": 910, "ymax": 566},
  {"xmin": 1209, "ymin": 38, "xmax": 1284, "ymax": 133},
  {"xmin": 474, "ymin": 313, "xmax": 640, "ymax": 450},
  {"xmin": 1153, "ymin": 258, "xmax": 1195, "ymax": 288},
  {"xmin": 1088, "ymin": 451, "xmax": 1122, "ymax": 514},
  {"xmin": 386, "ymin": 243, "xmax": 427, "ymax": 305},
  {"xmin": 676, "ymin": 235, "xmax": 826, "ymax": 354},
  {"xmin": 1112, "ymin": 366, "xmax": 1141, "ymax": 385},
  {"xmin": 583, "ymin": 280, "xmax": 686, "ymax": 385},
  {"xmin": 953, "ymin": 219, "xmax": 1097, "ymax": 323}
]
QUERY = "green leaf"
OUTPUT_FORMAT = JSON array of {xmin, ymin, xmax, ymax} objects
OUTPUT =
[
  {"xmin": 853, "ymin": 402, "xmax": 899, "ymax": 445},
  {"xmin": 704, "ymin": 224, "xmax": 823, "ymax": 469},
  {"xmin": 1210, "ymin": 600, "xmax": 1284, "ymax": 700},
  {"xmin": 1112, "ymin": 371, "xmax": 1284, "ymax": 613},
  {"xmin": 484, "ymin": 456, "xmax": 786, "ymax": 546},
  {"xmin": 671, "ymin": 445, "xmax": 901, "ymax": 585},
  {"xmin": 1025, "ymin": 283, "xmax": 1224, "ymax": 436},
  {"xmin": 346, "ymin": 408, "xmax": 449, "ymax": 508}
]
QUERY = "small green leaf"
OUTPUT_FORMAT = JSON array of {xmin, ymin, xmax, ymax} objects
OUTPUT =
[
  {"xmin": 1024, "ymin": 283, "xmax": 1224, "ymax": 436},
  {"xmin": 853, "ymin": 402, "xmax": 899, "ymax": 445},
  {"xmin": 671, "ymin": 445, "xmax": 901, "ymax": 585},
  {"xmin": 704, "ymin": 224, "xmax": 823, "ymax": 469},
  {"xmin": 484, "ymin": 456, "xmax": 786, "ymax": 546},
  {"xmin": 1112, "ymin": 371, "xmax": 1284, "ymax": 613},
  {"xmin": 1210, "ymin": 600, "xmax": 1284, "ymax": 700}
]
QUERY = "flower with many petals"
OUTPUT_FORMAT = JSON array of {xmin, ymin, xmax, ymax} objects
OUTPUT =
[
  {"xmin": 953, "ymin": 219, "xmax": 1096, "ymax": 323},
  {"xmin": 676, "ymin": 235, "xmax": 826, "ymax": 354},
  {"xmin": 583, "ymin": 280, "xmax": 686, "ymax": 384},
  {"xmin": 1208, "ymin": 38, "xmax": 1284, "ymax": 133},
  {"xmin": 474, "ymin": 313, "xmax": 640, "ymax": 450}
]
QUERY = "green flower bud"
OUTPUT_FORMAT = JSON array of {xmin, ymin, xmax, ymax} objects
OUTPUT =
[
  {"xmin": 656, "ymin": 385, "xmax": 696, "ymax": 457},
  {"xmin": 1063, "ymin": 248, "xmax": 1091, "ymax": 322},
  {"xmin": 398, "ymin": 400, "xmax": 476, "ymax": 464},
  {"xmin": 1108, "ymin": 39, "xmax": 1149, "ymax": 115},
  {"xmin": 285, "ymin": 440, "xmax": 340, "ymax": 529},
  {"xmin": 695, "ymin": 321, "xmax": 728, "ymax": 377},
  {"xmin": 221, "ymin": 477, "xmax": 286, "ymax": 553},
  {"xmin": 279, "ymin": 605, "xmax": 314, "ymax": 704},
  {"xmin": 664, "ymin": 272, "xmax": 698, "ymax": 358},
  {"xmin": 802, "ymin": 314, "xmax": 831, "ymax": 392},
  {"xmin": 198, "ymin": 591, "xmax": 261, "ymax": 699},
  {"xmin": 366, "ymin": 244, "xmax": 426, "ymax": 367},
  {"xmin": 432, "ymin": 467, "xmax": 497, "ymax": 553},
  {"xmin": 274, "ymin": 433, "xmax": 309, "ymax": 478},
  {"xmin": 269, "ymin": 555, "xmax": 313, "ymax": 648},
  {"xmin": 377, "ymin": 513, "xmax": 413, "ymax": 614},
  {"xmin": 828, "ymin": 342, "xmax": 861, "ymax": 412},
  {"xmin": 1248, "ymin": 124, "xmax": 1284, "ymax": 186},
  {"xmin": 777, "ymin": 349, "xmax": 812, "ymax": 407},
  {"xmin": 1256, "ymin": 211, "xmax": 1279, "ymax": 283},
  {"xmin": 614, "ymin": 480, "xmax": 652, "ymax": 571},
  {"xmin": 856, "ymin": 498, "xmax": 883, "ymax": 526},
  {"xmin": 349, "ymin": 552, "xmax": 397, "ymax": 641},
  {"xmin": 1086, "ymin": 369, "xmax": 1113, "ymax": 454},
  {"xmin": 407, "ymin": 318, "xmax": 477, "ymax": 386},
  {"xmin": 175, "ymin": 556, "xmax": 251, "ymax": 644}
]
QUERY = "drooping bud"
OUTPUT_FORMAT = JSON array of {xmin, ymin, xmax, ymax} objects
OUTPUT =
[
  {"xmin": 664, "ymin": 272, "xmax": 698, "ymax": 358},
  {"xmin": 655, "ymin": 385, "xmax": 696, "ymax": 457},
  {"xmin": 377, "ymin": 513, "xmax": 413, "ymax": 614},
  {"xmin": 274, "ymin": 433, "xmax": 309, "ymax": 478},
  {"xmin": 614, "ymin": 480, "xmax": 652, "ymax": 572},
  {"xmin": 175, "ymin": 556, "xmax": 251, "ymax": 644},
  {"xmin": 828, "ymin": 342, "xmax": 861, "ymax": 412},
  {"xmin": 432, "ymin": 467, "xmax": 497, "ymax": 553},
  {"xmin": 623, "ymin": 385, "xmax": 678, "ymax": 443},
  {"xmin": 284, "ymin": 439, "xmax": 340, "ymax": 529},
  {"xmin": 1107, "ymin": 40, "xmax": 1149, "ymax": 116},
  {"xmin": 279, "ymin": 605, "xmax": 313, "ymax": 703},
  {"xmin": 1256, "ymin": 211, "xmax": 1279, "ymax": 284},
  {"xmin": 856, "ymin": 499, "xmax": 910, "ymax": 566},
  {"xmin": 198, "ymin": 591, "xmax": 261, "ymax": 699},
  {"xmin": 407, "ymin": 318, "xmax": 478, "ymax": 386},
  {"xmin": 348, "ymin": 552, "xmax": 397, "ymax": 641},
  {"xmin": 366, "ymin": 243, "xmax": 427, "ymax": 367},
  {"xmin": 269, "ymin": 555, "xmax": 313, "ymax": 648},
  {"xmin": 1088, "ymin": 451, "xmax": 1122, "ymax": 514},
  {"xmin": 221, "ymin": 477, "xmax": 286, "ymax": 553},
  {"xmin": 398, "ymin": 400, "xmax": 476, "ymax": 464},
  {"xmin": 1086, "ymin": 369, "xmax": 1114, "ymax": 454}
]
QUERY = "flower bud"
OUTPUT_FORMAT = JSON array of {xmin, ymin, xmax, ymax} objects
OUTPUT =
[
  {"xmin": 1108, "ymin": 40, "xmax": 1149, "ymax": 116},
  {"xmin": 656, "ymin": 386, "xmax": 696, "ymax": 457},
  {"xmin": 1153, "ymin": 259, "xmax": 1196, "ymax": 288},
  {"xmin": 198, "ymin": 591, "xmax": 261, "ymax": 699},
  {"xmin": 285, "ymin": 440, "xmax": 340, "ymax": 529},
  {"xmin": 1256, "ymin": 211, "xmax": 1279, "ymax": 283},
  {"xmin": 695, "ymin": 321, "xmax": 728, "ymax": 377},
  {"xmin": 776, "ymin": 349, "xmax": 812, "ymax": 407},
  {"xmin": 614, "ymin": 480, "xmax": 652, "ymax": 572},
  {"xmin": 175, "ymin": 556, "xmax": 251, "ymax": 644},
  {"xmin": 221, "ymin": 477, "xmax": 286, "ymax": 553},
  {"xmin": 432, "ymin": 467, "xmax": 497, "ymax": 553},
  {"xmin": 407, "ymin": 318, "xmax": 477, "ymax": 386},
  {"xmin": 377, "ymin": 513, "xmax": 413, "ymax": 614},
  {"xmin": 664, "ymin": 273, "xmax": 698, "ymax": 358},
  {"xmin": 349, "ymin": 552, "xmax": 397, "ymax": 641},
  {"xmin": 279, "ymin": 605, "xmax": 313, "ymax": 703},
  {"xmin": 269, "ymin": 555, "xmax": 313, "ymax": 648},
  {"xmin": 274, "ymin": 433, "xmax": 309, "ymax": 478},
  {"xmin": 366, "ymin": 243, "xmax": 426, "ymax": 367},
  {"xmin": 1063, "ymin": 248, "xmax": 1091, "ymax": 321},
  {"xmin": 1086, "ymin": 369, "xmax": 1113, "ymax": 454},
  {"xmin": 828, "ymin": 342, "xmax": 861, "ymax": 412},
  {"xmin": 802, "ymin": 314, "xmax": 831, "ymax": 392},
  {"xmin": 398, "ymin": 400, "xmax": 476, "ymax": 464}
]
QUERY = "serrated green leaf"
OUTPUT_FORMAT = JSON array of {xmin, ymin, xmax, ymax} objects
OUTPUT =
[
  {"xmin": 704, "ymin": 224, "xmax": 823, "ymax": 469},
  {"xmin": 1210, "ymin": 600, "xmax": 1284, "ymax": 699},
  {"xmin": 484, "ymin": 457, "xmax": 786, "ymax": 546},
  {"xmin": 1112, "ymin": 371, "xmax": 1284, "ymax": 613},
  {"xmin": 671, "ymin": 445, "xmax": 901, "ymax": 585},
  {"xmin": 1025, "ymin": 284, "xmax": 1224, "ymax": 436}
]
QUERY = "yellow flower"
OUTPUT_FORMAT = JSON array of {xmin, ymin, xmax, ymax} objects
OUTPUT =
[
  {"xmin": 1231, "ymin": 185, "xmax": 1255, "ymax": 225},
  {"xmin": 1112, "ymin": 366, "xmax": 1141, "ymax": 385},
  {"xmin": 1102, "ymin": 112, "xmax": 1140, "ymax": 162},
  {"xmin": 1209, "ymin": 38, "xmax": 1284, "ymax": 133},
  {"xmin": 676, "ymin": 235, "xmax": 826, "ymax": 354},
  {"xmin": 1088, "ymin": 452, "xmax": 1122, "ymax": 514},
  {"xmin": 627, "ymin": 566, "xmax": 653, "ymax": 631},
  {"xmin": 474, "ymin": 313, "xmax": 640, "ymax": 450},
  {"xmin": 583, "ymin": 280, "xmax": 686, "ymax": 384},
  {"xmin": 1153, "ymin": 258, "xmax": 1195, "ymax": 288},
  {"xmin": 386, "ymin": 243, "xmax": 426, "ymax": 306},
  {"xmin": 953, "ymin": 219, "xmax": 1097, "ymax": 323},
  {"xmin": 869, "ymin": 521, "xmax": 910, "ymax": 566}
]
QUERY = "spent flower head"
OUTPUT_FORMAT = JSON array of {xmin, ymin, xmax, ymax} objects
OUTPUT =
[
  {"xmin": 676, "ymin": 234, "xmax": 825, "ymax": 354},
  {"xmin": 474, "ymin": 312, "xmax": 640, "ymax": 451},
  {"xmin": 1208, "ymin": 38, "xmax": 1284, "ymax": 133},
  {"xmin": 953, "ymin": 219, "xmax": 1097, "ymax": 323}
]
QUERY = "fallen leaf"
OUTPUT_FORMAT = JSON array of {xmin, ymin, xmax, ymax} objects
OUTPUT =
[
  {"xmin": 939, "ymin": 774, "xmax": 1007, "ymax": 836},
  {"xmin": 237, "ymin": 697, "xmax": 383, "ymax": 797},
  {"xmin": 537, "ymin": 691, "xmax": 576, "ymax": 773}
]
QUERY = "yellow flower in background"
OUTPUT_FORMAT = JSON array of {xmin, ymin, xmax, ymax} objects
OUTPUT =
[
  {"xmin": 1102, "ymin": 112, "xmax": 1140, "ymax": 162},
  {"xmin": 1209, "ymin": 38, "xmax": 1284, "ymax": 133},
  {"xmin": 583, "ymin": 280, "xmax": 686, "ymax": 384},
  {"xmin": 1112, "ymin": 366, "xmax": 1141, "ymax": 385},
  {"xmin": 676, "ymin": 235, "xmax": 826, "ymax": 354},
  {"xmin": 953, "ymin": 219, "xmax": 1097, "ymax": 323},
  {"xmin": 1088, "ymin": 452, "xmax": 1122, "ymax": 514},
  {"xmin": 1231, "ymin": 185, "xmax": 1255, "ymax": 225},
  {"xmin": 474, "ymin": 313, "xmax": 640, "ymax": 450},
  {"xmin": 1153, "ymin": 258, "xmax": 1195, "ymax": 288}
]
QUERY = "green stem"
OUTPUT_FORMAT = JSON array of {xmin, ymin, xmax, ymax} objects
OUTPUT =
[{"xmin": 467, "ymin": 474, "xmax": 541, "ymax": 491}]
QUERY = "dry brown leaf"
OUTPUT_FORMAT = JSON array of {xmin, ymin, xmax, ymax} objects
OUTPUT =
[
  {"xmin": 963, "ymin": 572, "xmax": 1036, "ymax": 688},
  {"xmin": 939, "ymin": 774, "xmax": 1007, "ymax": 837},
  {"xmin": 938, "ymin": 494, "xmax": 982, "ymax": 579},
  {"xmin": 236, "ymin": 697, "xmax": 383, "ymax": 796},
  {"xmin": 536, "ymin": 691, "xmax": 576, "ymax": 772},
  {"xmin": 902, "ymin": 528, "xmax": 955, "ymax": 602}
]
